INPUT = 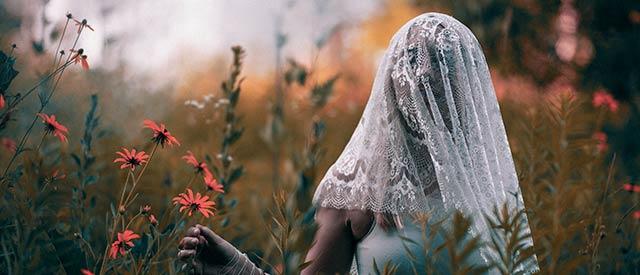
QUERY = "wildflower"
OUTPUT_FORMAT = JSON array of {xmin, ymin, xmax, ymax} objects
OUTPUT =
[
  {"xmin": 113, "ymin": 148, "xmax": 149, "ymax": 171},
  {"xmin": 204, "ymin": 169, "xmax": 224, "ymax": 193},
  {"xmin": 1, "ymin": 138, "xmax": 16, "ymax": 152},
  {"xmin": 51, "ymin": 169, "xmax": 66, "ymax": 181},
  {"xmin": 593, "ymin": 132, "xmax": 608, "ymax": 153},
  {"xmin": 149, "ymin": 214, "xmax": 158, "ymax": 226},
  {"xmin": 73, "ymin": 18, "xmax": 94, "ymax": 34},
  {"xmin": 172, "ymin": 188, "xmax": 216, "ymax": 218},
  {"xmin": 70, "ymin": 49, "xmax": 89, "ymax": 70},
  {"xmin": 592, "ymin": 90, "xmax": 619, "ymax": 113},
  {"xmin": 109, "ymin": 230, "xmax": 140, "ymax": 259},
  {"xmin": 623, "ymin": 183, "xmax": 640, "ymax": 193},
  {"xmin": 37, "ymin": 113, "xmax": 69, "ymax": 143},
  {"xmin": 0, "ymin": 94, "xmax": 5, "ymax": 109},
  {"xmin": 143, "ymin": 119, "xmax": 180, "ymax": 147},
  {"xmin": 80, "ymin": 55, "xmax": 89, "ymax": 70},
  {"xmin": 633, "ymin": 211, "xmax": 640, "ymax": 220},
  {"xmin": 182, "ymin": 151, "xmax": 207, "ymax": 174},
  {"xmin": 142, "ymin": 205, "xmax": 151, "ymax": 215},
  {"xmin": 80, "ymin": 269, "xmax": 94, "ymax": 275}
]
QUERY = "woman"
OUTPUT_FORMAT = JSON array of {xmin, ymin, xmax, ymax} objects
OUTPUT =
[{"xmin": 178, "ymin": 12, "xmax": 539, "ymax": 274}]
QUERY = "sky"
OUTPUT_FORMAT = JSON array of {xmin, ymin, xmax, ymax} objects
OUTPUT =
[{"xmin": 3, "ymin": 0, "xmax": 381, "ymax": 86}]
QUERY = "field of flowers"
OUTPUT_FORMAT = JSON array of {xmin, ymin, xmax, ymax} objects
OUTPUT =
[{"xmin": 0, "ymin": 9, "xmax": 639, "ymax": 275}]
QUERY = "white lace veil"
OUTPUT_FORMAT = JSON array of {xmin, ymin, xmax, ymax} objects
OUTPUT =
[{"xmin": 312, "ymin": 13, "xmax": 538, "ymax": 272}]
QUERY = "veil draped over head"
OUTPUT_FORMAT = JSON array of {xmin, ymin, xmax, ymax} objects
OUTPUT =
[{"xmin": 312, "ymin": 13, "xmax": 538, "ymax": 272}]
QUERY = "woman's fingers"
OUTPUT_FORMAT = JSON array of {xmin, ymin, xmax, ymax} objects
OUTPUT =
[
  {"xmin": 186, "ymin": 226, "xmax": 200, "ymax": 237},
  {"xmin": 177, "ymin": 249, "xmax": 197, "ymax": 260},
  {"xmin": 195, "ymin": 224, "xmax": 223, "ymax": 246},
  {"xmin": 179, "ymin": 236, "xmax": 199, "ymax": 250}
]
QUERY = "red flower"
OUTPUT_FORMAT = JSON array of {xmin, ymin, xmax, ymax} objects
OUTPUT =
[
  {"xmin": 73, "ymin": 18, "xmax": 94, "ymax": 33},
  {"xmin": 633, "ymin": 211, "xmax": 640, "ymax": 220},
  {"xmin": 182, "ymin": 150, "xmax": 207, "ymax": 174},
  {"xmin": 149, "ymin": 214, "xmax": 158, "ymax": 226},
  {"xmin": 80, "ymin": 269, "xmax": 94, "ymax": 275},
  {"xmin": 172, "ymin": 188, "xmax": 216, "ymax": 218},
  {"xmin": 592, "ymin": 90, "xmax": 619, "ymax": 113},
  {"xmin": 143, "ymin": 119, "xmax": 180, "ymax": 147},
  {"xmin": 204, "ymin": 168, "xmax": 224, "ymax": 194},
  {"xmin": 1, "ymin": 138, "xmax": 16, "ymax": 152},
  {"xmin": 109, "ymin": 230, "xmax": 140, "ymax": 259},
  {"xmin": 0, "ymin": 94, "xmax": 5, "ymax": 109},
  {"xmin": 113, "ymin": 148, "xmax": 150, "ymax": 171},
  {"xmin": 623, "ymin": 183, "xmax": 640, "ymax": 193},
  {"xmin": 593, "ymin": 132, "xmax": 608, "ymax": 153},
  {"xmin": 37, "ymin": 113, "xmax": 69, "ymax": 143}
]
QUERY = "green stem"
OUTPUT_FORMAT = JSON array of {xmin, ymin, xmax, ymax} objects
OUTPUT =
[
  {"xmin": 1, "ymin": 26, "xmax": 85, "ymax": 183},
  {"xmin": 123, "ymin": 143, "xmax": 159, "ymax": 206}
]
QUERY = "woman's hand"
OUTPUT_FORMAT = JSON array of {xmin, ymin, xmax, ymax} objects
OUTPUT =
[{"xmin": 177, "ymin": 224, "xmax": 238, "ymax": 274}]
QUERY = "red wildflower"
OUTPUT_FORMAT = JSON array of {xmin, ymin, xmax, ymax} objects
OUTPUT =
[
  {"xmin": 143, "ymin": 119, "xmax": 180, "ymax": 147},
  {"xmin": 0, "ymin": 94, "xmax": 5, "ymax": 109},
  {"xmin": 623, "ymin": 183, "xmax": 640, "ymax": 193},
  {"xmin": 73, "ymin": 18, "xmax": 94, "ymax": 33},
  {"xmin": 113, "ymin": 148, "xmax": 150, "ymax": 171},
  {"xmin": 1, "ymin": 138, "xmax": 16, "ymax": 152},
  {"xmin": 37, "ymin": 113, "xmax": 69, "ymax": 143},
  {"xmin": 109, "ymin": 230, "xmax": 140, "ymax": 259},
  {"xmin": 80, "ymin": 269, "xmax": 94, "ymax": 275},
  {"xmin": 593, "ymin": 132, "xmax": 608, "ymax": 153},
  {"xmin": 182, "ymin": 150, "xmax": 207, "ymax": 174},
  {"xmin": 204, "ymin": 169, "xmax": 224, "ymax": 193},
  {"xmin": 633, "ymin": 211, "xmax": 640, "ymax": 220},
  {"xmin": 172, "ymin": 188, "xmax": 216, "ymax": 218},
  {"xmin": 149, "ymin": 214, "xmax": 158, "ymax": 226},
  {"xmin": 592, "ymin": 90, "xmax": 619, "ymax": 113}
]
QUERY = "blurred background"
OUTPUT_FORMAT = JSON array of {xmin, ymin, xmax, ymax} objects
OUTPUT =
[{"xmin": 1, "ymin": 0, "xmax": 639, "ymax": 273}]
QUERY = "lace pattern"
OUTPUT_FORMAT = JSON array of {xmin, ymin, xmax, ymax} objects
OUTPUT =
[{"xmin": 312, "ymin": 13, "xmax": 538, "ymax": 273}]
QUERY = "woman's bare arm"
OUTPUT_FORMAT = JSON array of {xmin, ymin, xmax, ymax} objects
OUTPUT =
[
  {"xmin": 302, "ymin": 207, "xmax": 373, "ymax": 275},
  {"xmin": 177, "ymin": 207, "xmax": 372, "ymax": 274}
]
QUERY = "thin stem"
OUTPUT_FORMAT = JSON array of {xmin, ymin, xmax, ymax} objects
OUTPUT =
[
  {"xmin": 1, "ymin": 27, "xmax": 84, "ymax": 182},
  {"xmin": 34, "ymin": 132, "xmax": 48, "ymax": 155},
  {"xmin": 51, "ymin": 17, "xmax": 70, "ymax": 71},
  {"xmin": 1, "ymin": 59, "xmax": 74, "ymax": 112},
  {"xmin": 123, "ymin": 143, "xmax": 159, "ymax": 206},
  {"xmin": 185, "ymin": 173, "xmax": 197, "ymax": 190}
]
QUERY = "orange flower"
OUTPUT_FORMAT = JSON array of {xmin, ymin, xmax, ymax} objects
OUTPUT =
[
  {"xmin": 37, "ymin": 113, "xmax": 69, "ymax": 143},
  {"xmin": 73, "ymin": 18, "xmax": 94, "ymax": 33},
  {"xmin": 172, "ymin": 188, "xmax": 216, "ymax": 218},
  {"xmin": 204, "ymin": 168, "xmax": 224, "ymax": 194},
  {"xmin": 80, "ymin": 269, "xmax": 94, "ymax": 275},
  {"xmin": 182, "ymin": 150, "xmax": 207, "ymax": 174},
  {"xmin": 1, "ymin": 138, "xmax": 16, "ymax": 152},
  {"xmin": 149, "ymin": 214, "xmax": 158, "ymax": 226},
  {"xmin": 593, "ymin": 132, "xmax": 608, "ymax": 153},
  {"xmin": 592, "ymin": 90, "xmax": 619, "ymax": 113},
  {"xmin": 113, "ymin": 148, "xmax": 150, "ymax": 171},
  {"xmin": 109, "ymin": 230, "xmax": 140, "ymax": 259},
  {"xmin": 0, "ymin": 94, "xmax": 5, "ymax": 109},
  {"xmin": 143, "ymin": 119, "xmax": 180, "ymax": 147}
]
